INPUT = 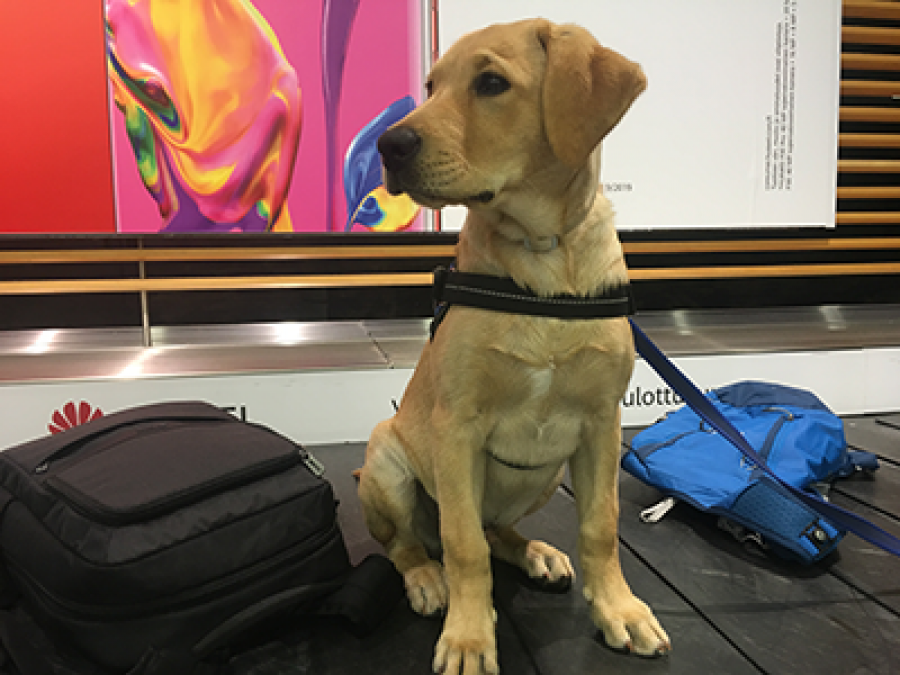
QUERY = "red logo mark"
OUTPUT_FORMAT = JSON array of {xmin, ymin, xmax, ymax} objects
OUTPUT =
[{"xmin": 48, "ymin": 401, "xmax": 103, "ymax": 435}]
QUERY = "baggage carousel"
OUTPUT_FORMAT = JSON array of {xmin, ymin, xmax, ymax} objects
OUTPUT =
[
  {"xmin": 287, "ymin": 419, "xmax": 899, "ymax": 675},
  {"xmin": 1, "ymin": 305, "xmax": 899, "ymax": 673},
  {"xmin": 1, "ymin": 304, "xmax": 900, "ymax": 382}
]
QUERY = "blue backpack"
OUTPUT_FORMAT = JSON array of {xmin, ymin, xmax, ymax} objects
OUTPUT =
[{"xmin": 622, "ymin": 381, "xmax": 879, "ymax": 564}]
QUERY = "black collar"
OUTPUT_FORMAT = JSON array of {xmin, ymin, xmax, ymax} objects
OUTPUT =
[{"xmin": 430, "ymin": 266, "xmax": 635, "ymax": 339}]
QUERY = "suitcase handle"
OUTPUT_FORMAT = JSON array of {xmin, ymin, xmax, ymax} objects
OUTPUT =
[
  {"xmin": 126, "ymin": 581, "xmax": 347, "ymax": 675},
  {"xmin": 192, "ymin": 581, "xmax": 344, "ymax": 658},
  {"xmin": 192, "ymin": 555, "xmax": 404, "ymax": 657},
  {"xmin": 0, "ymin": 609, "xmax": 56, "ymax": 675},
  {"xmin": 31, "ymin": 402, "xmax": 234, "ymax": 474}
]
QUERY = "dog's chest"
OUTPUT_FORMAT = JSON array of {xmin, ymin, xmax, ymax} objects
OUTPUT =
[
  {"xmin": 484, "ymin": 342, "xmax": 600, "ymax": 466},
  {"xmin": 472, "ymin": 320, "xmax": 630, "ymax": 526},
  {"xmin": 529, "ymin": 359, "xmax": 555, "ymax": 399},
  {"xmin": 519, "ymin": 357, "xmax": 577, "ymax": 437},
  {"xmin": 489, "ymin": 320, "xmax": 611, "ymax": 408},
  {"xmin": 479, "ymin": 358, "xmax": 579, "ymax": 525},
  {"xmin": 481, "ymin": 319, "xmax": 627, "ymax": 451}
]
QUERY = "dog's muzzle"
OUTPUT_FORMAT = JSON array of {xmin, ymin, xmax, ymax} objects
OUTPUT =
[{"xmin": 377, "ymin": 126, "xmax": 496, "ymax": 205}]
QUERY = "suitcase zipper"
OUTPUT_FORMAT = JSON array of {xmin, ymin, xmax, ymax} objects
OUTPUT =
[
  {"xmin": 36, "ymin": 419, "xmax": 323, "ymax": 482},
  {"xmin": 46, "ymin": 450, "xmax": 306, "ymax": 526},
  {"xmin": 34, "ymin": 421, "xmax": 198, "ymax": 475},
  {"xmin": 37, "ymin": 418, "xmax": 324, "ymax": 526},
  {"xmin": 6, "ymin": 521, "xmax": 345, "ymax": 622}
]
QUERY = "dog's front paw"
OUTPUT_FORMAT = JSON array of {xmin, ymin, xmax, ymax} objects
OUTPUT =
[
  {"xmin": 404, "ymin": 560, "xmax": 448, "ymax": 617},
  {"xmin": 433, "ymin": 609, "xmax": 498, "ymax": 675},
  {"xmin": 585, "ymin": 589, "xmax": 670, "ymax": 657},
  {"xmin": 522, "ymin": 540, "xmax": 575, "ymax": 592}
]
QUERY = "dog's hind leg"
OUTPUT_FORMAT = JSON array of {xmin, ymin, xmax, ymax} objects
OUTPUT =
[
  {"xmin": 485, "ymin": 466, "xmax": 574, "ymax": 590},
  {"xmin": 486, "ymin": 525, "xmax": 575, "ymax": 592},
  {"xmin": 357, "ymin": 421, "xmax": 448, "ymax": 617}
]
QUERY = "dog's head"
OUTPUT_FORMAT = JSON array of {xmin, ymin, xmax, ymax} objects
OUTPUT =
[{"xmin": 377, "ymin": 19, "xmax": 646, "ymax": 213}]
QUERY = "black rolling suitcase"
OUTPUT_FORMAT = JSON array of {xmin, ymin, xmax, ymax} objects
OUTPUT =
[{"xmin": 0, "ymin": 401, "xmax": 392, "ymax": 674}]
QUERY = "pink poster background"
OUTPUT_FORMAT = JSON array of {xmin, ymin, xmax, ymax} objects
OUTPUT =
[{"xmin": 110, "ymin": 0, "xmax": 424, "ymax": 233}]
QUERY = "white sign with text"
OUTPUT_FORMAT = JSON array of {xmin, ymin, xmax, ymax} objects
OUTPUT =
[
  {"xmin": 2, "ymin": 346, "xmax": 898, "ymax": 452},
  {"xmin": 436, "ymin": 0, "xmax": 841, "ymax": 232}
]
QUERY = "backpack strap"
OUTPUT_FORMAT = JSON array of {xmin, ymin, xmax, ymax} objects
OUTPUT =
[
  {"xmin": 126, "ymin": 555, "xmax": 403, "ymax": 675},
  {"xmin": 845, "ymin": 449, "xmax": 880, "ymax": 474},
  {"xmin": 316, "ymin": 553, "xmax": 405, "ymax": 637},
  {"xmin": 190, "ymin": 554, "xmax": 402, "ymax": 657},
  {"xmin": 630, "ymin": 319, "xmax": 900, "ymax": 558},
  {"xmin": 0, "ymin": 488, "xmax": 18, "ymax": 612},
  {"xmin": 0, "ymin": 610, "xmax": 55, "ymax": 675},
  {"xmin": 729, "ymin": 477, "xmax": 843, "ymax": 562}
]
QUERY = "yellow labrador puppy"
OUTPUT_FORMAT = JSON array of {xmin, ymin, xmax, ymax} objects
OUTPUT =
[{"xmin": 357, "ymin": 18, "xmax": 669, "ymax": 674}]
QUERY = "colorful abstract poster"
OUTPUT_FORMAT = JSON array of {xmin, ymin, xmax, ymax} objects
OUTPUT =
[{"xmin": 107, "ymin": 0, "xmax": 425, "ymax": 233}]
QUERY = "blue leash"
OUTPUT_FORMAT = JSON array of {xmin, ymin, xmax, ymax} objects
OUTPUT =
[{"xmin": 630, "ymin": 319, "xmax": 900, "ymax": 558}]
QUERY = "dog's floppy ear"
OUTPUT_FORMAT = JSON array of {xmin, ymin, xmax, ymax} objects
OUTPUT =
[{"xmin": 537, "ymin": 22, "xmax": 647, "ymax": 169}]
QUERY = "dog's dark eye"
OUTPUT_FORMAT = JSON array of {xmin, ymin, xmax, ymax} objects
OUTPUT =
[
  {"xmin": 473, "ymin": 72, "xmax": 511, "ymax": 97},
  {"xmin": 425, "ymin": 80, "xmax": 434, "ymax": 98}
]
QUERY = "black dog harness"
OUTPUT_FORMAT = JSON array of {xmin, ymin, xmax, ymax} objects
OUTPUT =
[{"xmin": 430, "ymin": 265, "xmax": 635, "ymax": 339}]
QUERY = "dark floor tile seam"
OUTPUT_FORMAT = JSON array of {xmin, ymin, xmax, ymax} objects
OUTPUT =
[
  {"xmin": 826, "ymin": 565, "xmax": 900, "ymax": 621},
  {"xmin": 830, "ymin": 486, "xmax": 900, "ymax": 527}
]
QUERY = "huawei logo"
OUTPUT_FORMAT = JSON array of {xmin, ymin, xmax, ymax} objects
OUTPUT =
[{"xmin": 48, "ymin": 401, "xmax": 103, "ymax": 435}]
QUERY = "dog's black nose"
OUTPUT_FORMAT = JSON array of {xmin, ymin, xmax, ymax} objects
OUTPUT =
[{"xmin": 377, "ymin": 126, "xmax": 422, "ymax": 172}]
